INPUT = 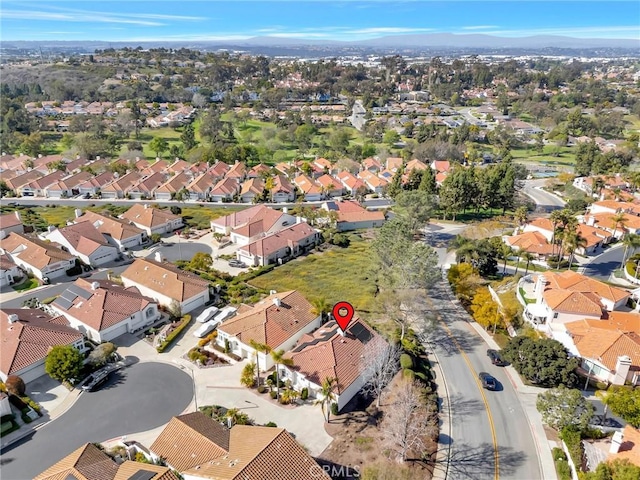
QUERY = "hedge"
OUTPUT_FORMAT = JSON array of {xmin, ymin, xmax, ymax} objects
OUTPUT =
[
  {"xmin": 560, "ymin": 426, "xmax": 583, "ymax": 473},
  {"xmin": 156, "ymin": 315, "xmax": 192, "ymax": 353},
  {"xmin": 400, "ymin": 354, "xmax": 414, "ymax": 369}
]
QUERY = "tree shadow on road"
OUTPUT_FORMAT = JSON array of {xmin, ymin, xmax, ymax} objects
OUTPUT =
[
  {"xmin": 428, "ymin": 442, "xmax": 527, "ymax": 479},
  {"xmin": 447, "ymin": 395, "xmax": 485, "ymax": 417},
  {"xmin": 429, "ymin": 326, "xmax": 482, "ymax": 357}
]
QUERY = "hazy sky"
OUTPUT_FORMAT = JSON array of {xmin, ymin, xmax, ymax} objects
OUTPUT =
[{"xmin": 2, "ymin": 1, "xmax": 639, "ymax": 41}]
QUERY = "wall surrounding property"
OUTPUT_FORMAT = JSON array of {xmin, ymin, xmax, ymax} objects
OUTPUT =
[{"xmin": 336, "ymin": 219, "xmax": 385, "ymax": 232}]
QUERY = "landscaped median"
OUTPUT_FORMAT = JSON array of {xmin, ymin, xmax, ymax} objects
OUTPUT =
[{"xmin": 156, "ymin": 314, "xmax": 192, "ymax": 353}]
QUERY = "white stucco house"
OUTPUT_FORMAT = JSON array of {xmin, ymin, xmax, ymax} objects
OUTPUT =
[
  {"xmin": 41, "ymin": 221, "xmax": 119, "ymax": 267},
  {"xmin": 0, "ymin": 232, "xmax": 77, "ymax": 281}
]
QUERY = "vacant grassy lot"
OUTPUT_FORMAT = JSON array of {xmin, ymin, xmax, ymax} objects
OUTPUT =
[
  {"xmin": 511, "ymin": 145, "xmax": 576, "ymax": 167},
  {"xmin": 249, "ymin": 235, "xmax": 378, "ymax": 314}
]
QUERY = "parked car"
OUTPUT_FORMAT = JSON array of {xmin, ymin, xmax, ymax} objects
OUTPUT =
[
  {"xmin": 487, "ymin": 349, "xmax": 507, "ymax": 366},
  {"xmin": 81, "ymin": 370, "xmax": 111, "ymax": 392},
  {"xmin": 228, "ymin": 259, "xmax": 247, "ymax": 268},
  {"xmin": 213, "ymin": 306, "xmax": 237, "ymax": 324},
  {"xmin": 478, "ymin": 372, "xmax": 497, "ymax": 391},
  {"xmin": 196, "ymin": 306, "xmax": 220, "ymax": 323},
  {"xmin": 193, "ymin": 320, "xmax": 218, "ymax": 338}
]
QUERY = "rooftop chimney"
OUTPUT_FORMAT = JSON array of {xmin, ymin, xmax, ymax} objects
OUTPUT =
[
  {"xmin": 273, "ymin": 297, "xmax": 282, "ymax": 308},
  {"xmin": 7, "ymin": 314, "xmax": 19, "ymax": 324},
  {"xmin": 155, "ymin": 251, "xmax": 165, "ymax": 263},
  {"xmin": 91, "ymin": 281, "xmax": 100, "ymax": 290},
  {"xmin": 610, "ymin": 431, "xmax": 624, "ymax": 454},
  {"xmin": 75, "ymin": 208, "xmax": 82, "ymax": 219},
  {"xmin": 269, "ymin": 290, "xmax": 277, "ymax": 295}
]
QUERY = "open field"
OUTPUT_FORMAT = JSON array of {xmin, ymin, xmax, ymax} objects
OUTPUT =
[
  {"xmin": 249, "ymin": 235, "xmax": 379, "ymax": 314},
  {"xmin": 511, "ymin": 145, "xmax": 576, "ymax": 168}
]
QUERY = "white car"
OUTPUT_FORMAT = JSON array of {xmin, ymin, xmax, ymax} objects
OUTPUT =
[
  {"xmin": 196, "ymin": 306, "xmax": 220, "ymax": 323},
  {"xmin": 193, "ymin": 320, "xmax": 218, "ymax": 338},
  {"xmin": 213, "ymin": 306, "xmax": 237, "ymax": 324}
]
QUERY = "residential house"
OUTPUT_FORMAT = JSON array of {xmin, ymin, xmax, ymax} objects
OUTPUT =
[
  {"xmin": 0, "ymin": 211, "xmax": 24, "ymax": 237},
  {"xmin": 522, "ymin": 218, "xmax": 555, "ymax": 242},
  {"xmin": 1, "ymin": 308, "xmax": 84, "ymax": 383},
  {"xmin": 361, "ymin": 157, "xmax": 382, "ymax": 173},
  {"xmin": 17, "ymin": 170, "xmax": 66, "ymax": 197},
  {"xmin": 73, "ymin": 210, "xmax": 147, "ymax": 250},
  {"xmin": 52, "ymin": 278, "xmax": 160, "ymax": 341},
  {"xmin": 41, "ymin": 221, "xmax": 119, "ymax": 267},
  {"xmin": 101, "ymin": 171, "xmax": 143, "ymax": 199},
  {"xmin": 44, "ymin": 171, "xmax": 93, "ymax": 198},
  {"xmin": 225, "ymin": 161, "xmax": 247, "ymax": 183},
  {"xmin": 77, "ymin": 171, "xmax": 116, "ymax": 197},
  {"xmin": 127, "ymin": 172, "xmax": 166, "ymax": 200},
  {"xmin": 216, "ymin": 290, "xmax": 322, "ymax": 370},
  {"xmin": 584, "ymin": 212, "xmax": 640, "ymax": 239},
  {"xmin": 138, "ymin": 158, "xmax": 169, "ymax": 175},
  {"xmin": 431, "ymin": 160, "xmax": 451, "ymax": 174},
  {"xmin": 185, "ymin": 172, "xmax": 214, "ymax": 201},
  {"xmin": 281, "ymin": 318, "xmax": 385, "ymax": 411},
  {"xmin": 358, "ymin": 170, "xmax": 388, "ymax": 194},
  {"xmin": 317, "ymin": 174, "xmax": 344, "ymax": 197},
  {"xmin": 0, "ymin": 254, "xmax": 22, "ymax": 287},
  {"xmin": 121, "ymin": 258, "xmax": 210, "ymax": 313},
  {"xmin": 337, "ymin": 171, "xmax": 367, "ymax": 195},
  {"xmin": 154, "ymin": 172, "xmax": 192, "ymax": 201},
  {"xmin": 406, "ymin": 159, "xmax": 430, "ymax": 172},
  {"xmin": 4, "ymin": 170, "xmax": 44, "ymax": 193},
  {"xmin": 35, "ymin": 443, "xmax": 178, "ymax": 480},
  {"xmin": 523, "ymin": 271, "xmax": 630, "ymax": 333},
  {"xmin": 210, "ymin": 177, "xmax": 240, "ymax": 203},
  {"xmin": 386, "ymin": 157, "xmax": 404, "ymax": 172},
  {"xmin": 208, "ymin": 161, "xmax": 230, "ymax": 180},
  {"xmin": 150, "ymin": 412, "xmax": 329, "ymax": 479},
  {"xmin": 0, "ymin": 232, "xmax": 76, "ymax": 280},
  {"xmin": 236, "ymin": 222, "xmax": 319, "ymax": 267},
  {"xmin": 314, "ymin": 157, "xmax": 335, "ymax": 174},
  {"xmin": 166, "ymin": 159, "xmax": 191, "ymax": 174},
  {"xmin": 504, "ymin": 231, "xmax": 555, "ymax": 260},
  {"xmin": 247, "ymin": 163, "xmax": 271, "ymax": 179},
  {"xmin": 321, "ymin": 200, "xmax": 386, "ymax": 231},
  {"xmin": 270, "ymin": 174, "xmax": 296, "ymax": 202},
  {"xmin": 120, "ymin": 204, "xmax": 184, "ymax": 235},
  {"xmin": 211, "ymin": 205, "xmax": 296, "ymax": 245},
  {"xmin": 239, "ymin": 178, "xmax": 264, "ymax": 203},
  {"xmin": 294, "ymin": 174, "xmax": 323, "ymax": 201},
  {"xmin": 606, "ymin": 425, "xmax": 640, "ymax": 467},
  {"xmin": 588, "ymin": 200, "xmax": 637, "ymax": 216}
]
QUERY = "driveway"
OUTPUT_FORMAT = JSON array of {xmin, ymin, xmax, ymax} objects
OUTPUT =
[
  {"xmin": 582, "ymin": 244, "xmax": 625, "ymax": 281},
  {"xmin": 0, "ymin": 362, "xmax": 193, "ymax": 480}
]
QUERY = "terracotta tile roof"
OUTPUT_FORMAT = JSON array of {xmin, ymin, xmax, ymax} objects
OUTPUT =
[
  {"xmin": 317, "ymin": 174, "xmax": 342, "ymax": 191},
  {"xmin": 79, "ymin": 171, "xmax": 115, "ymax": 190},
  {"xmin": 591, "ymin": 200, "xmax": 634, "ymax": 212},
  {"xmin": 543, "ymin": 271, "xmax": 629, "ymax": 303},
  {"xmin": 337, "ymin": 171, "xmax": 367, "ymax": 192},
  {"xmin": 248, "ymin": 163, "xmax": 271, "ymax": 177},
  {"xmin": 565, "ymin": 320, "xmax": 640, "ymax": 371},
  {"xmin": 527, "ymin": 218, "xmax": 555, "ymax": 232},
  {"xmin": 294, "ymin": 174, "xmax": 322, "ymax": 194},
  {"xmin": 358, "ymin": 171, "xmax": 388, "ymax": 189},
  {"xmin": 432, "ymin": 160, "xmax": 451, "ymax": 173},
  {"xmin": 22, "ymin": 170, "xmax": 67, "ymax": 190},
  {"xmin": 49, "ymin": 221, "xmax": 112, "ymax": 256},
  {"xmin": 314, "ymin": 157, "xmax": 334, "ymax": 170},
  {"xmin": 150, "ymin": 412, "xmax": 230, "ymax": 472},
  {"xmin": 1, "ymin": 232, "xmax": 75, "ymax": 269},
  {"xmin": 435, "ymin": 172, "xmax": 448, "ymax": 184},
  {"xmin": 0, "ymin": 211, "xmax": 22, "ymax": 229},
  {"xmin": 114, "ymin": 461, "xmax": 179, "ymax": 480},
  {"xmin": 505, "ymin": 231, "xmax": 554, "ymax": 255},
  {"xmin": 211, "ymin": 205, "xmax": 266, "ymax": 229},
  {"xmin": 48, "ymin": 171, "xmax": 93, "ymax": 191},
  {"xmin": 386, "ymin": 157, "xmax": 404, "ymax": 172},
  {"xmin": 362, "ymin": 157, "xmax": 382, "ymax": 171},
  {"xmin": 186, "ymin": 172, "xmax": 215, "ymax": 193},
  {"xmin": 121, "ymin": 204, "xmax": 181, "ymax": 228},
  {"xmin": 218, "ymin": 290, "xmax": 318, "ymax": 349},
  {"xmin": 167, "ymin": 159, "xmax": 191, "ymax": 173},
  {"xmin": 76, "ymin": 210, "xmax": 145, "ymax": 242},
  {"xmin": 209, "ymin": 161, "xmax": 230, "ymax": 178},
  {"xmin": 182, "ymin": 425, "xmax": 330, "ymax": 480},
  {"xmin": 271, "ymin": 174, "xmax": 294, "ymax": 194},
  {"xmin": 240, "ymin": 178, "xmax": 264, "ymax": 196},
  {"xmin": 138, "ymin": 159, "xmax": 169, "ymax": 173},
  {"xmin": 129, "ymin": 171, "xmax": 166, "ymax": 195},
  {"xmin": 324, "ymin": 200, "xmax": 386, "ymax": 224},
  {"xmin": 589, "ymin": 212, "xmax": 640, "ymax": 231},
  {"xmin": 211, "ymin": 177, "xmax": 240, "ymax": 196},
  {"xmin": 225, "ymin": 162, "xmax": 246, "ymax": 179},
  {"xmin": 284, "ymin": 318, "xmax": 384, "ymax": 394},
  {"xmin": 155, "ymin": 172, "xmax": 192, "ymax": 194},
  {"xmin": 121, "ymin": 258, "xmax": 209, "ymax": 302},
  {"xmin": 53, "ymin": 279, "xmax": 155, "ymax": 332},
  {"xmin": 35, "ymin": 443, "xmax": 118, "ymax": 480},
  {"xmin": 406, "ymin": 159, "xmax": 429, "ymax": 171},
  {"xmin": 0, "ymin": 253, "xmax": 17, "ymax": 270},
  {"xmin": 102, "ymin": 171, "xmax": 143, "ymax": 193},
  {"xmin": 239, "ymin": 223, "xmax": 317, "ymax": 258},
  {"xmin": 608, "ymin": 425, "xmax": 640, "ymax": 465},
  {"xmin": 1, "ymin": 308, "xmax": 83, "ymax": 376},
  {"xmin": 5, "ymin": 169, "xmax": 44, "ymax": 190},
  {"xmin": 543, "ymin": 290, "xmax": 604, "ymax": 316}
]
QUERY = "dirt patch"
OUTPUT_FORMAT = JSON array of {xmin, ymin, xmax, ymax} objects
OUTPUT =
[{"xmin": 317, "ymin": 374, "xmax": 436, "ymax": 479}]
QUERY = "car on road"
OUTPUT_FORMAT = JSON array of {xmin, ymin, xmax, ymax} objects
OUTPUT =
[
  {"xmin": 479, "ymin": 372, "xmax": 497, "ymax": 391},
  {"xmin": 228, "ymin": 259, "xmax": 247, "ymax": 268},
  {"xmin": 81, "ymin": 369, "xmax": 112, "ymax": 392},
  {"xmin": 487, "ymin": 349, "xmax": 507, "ymax": 366}
]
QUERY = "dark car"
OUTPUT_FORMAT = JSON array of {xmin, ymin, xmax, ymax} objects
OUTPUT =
[
  {"xmin": 228, "ymin": 260, "xmax": 247, "ymax": 268},
  {"xmin": 487, "ymin": 349, "xmax": 507, "ymax": 366},
  {"xmin": 479, "ymin": 372, "xmax": 497, "ymax": 391},
  {"xmin": 81, "ymin": 370, "xmax": 111, "ymax": 392}
]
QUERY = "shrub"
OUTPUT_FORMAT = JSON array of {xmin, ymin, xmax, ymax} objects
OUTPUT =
[
  {"xmin": 241, "ymin": 363, "xmax": 256, "ymax": 388},
  {"xmin": 560, "ymin": 426, "xmax": 583, "ymax": 472},
  {"xmin": 555, "ymin": 458, "xmax": 572, "ymax": 480},
  {"xmin": 403, "ymin": 369, "xmax": 415, "ymax": 380},
  {"xmin": 21, "ymin": 411, "xmax": 33, "ymax": 424},
  {"xmin": 265, "ymin": 421, "xmax": 277, "ymax": 427},
  {"xmin": 41, "ymin": 296, "xmax": 58, "ymax": 305},
  {"xmin": 552, "ymin": 447, "xmax": 567, "ymax": 462},
  {"xmin": 151, "ymin": 233, "xmax": 161, "ymax": 244},
  {"xmin": 5, "ymin": 376, "xmax": 25, "ymax": 396},
  {"xmin": 300, "ymin": 387, "xmax": 309, "ymax": 400},
  {"xmin": 198, "ymin": 330, "xmax": 218, "ymax": 347},
  {"xmin": 156, "ymin": 315, "xmax": 192, "ymax": 353},
  {"xmin": 21, "ymin": 396, "xmax": 41, "ymax": 415},
  {"xmin": 400, "ymin": 354, "xmax": 414, "ymax": 369},
  {"xmin": 269, "ymin": 391, "xmax": 277, "ymax": 399},
  {"xmin": 257, "ymin": 385, "xmax": 267, "ymax": 394},
  {"xmin": 330, "ymin": 402, "xmax": 339, "ymax": 416}
]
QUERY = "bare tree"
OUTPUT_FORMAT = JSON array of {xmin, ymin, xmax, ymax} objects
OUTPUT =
[
  {"xmin": 361, "ymin": 341, "xmax": 401, "ymax": 408},
  {"xmin": 384, "ymin": 289, "xmax": 434, "ymax": 341},
  {"xmin": 381, "ymin": 380, "xmax": 437, "ymax": 463}
]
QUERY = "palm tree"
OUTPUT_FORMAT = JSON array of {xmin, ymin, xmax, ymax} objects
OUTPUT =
[
  {"xmin": 500, "ymin": 244, "xmax": 513, "ymax": 275},
  {"xmin": 249, "ymin": 340, "xmax": 272, "ymax": 387},
  {"xmin": 564, "ymin": 231, "xmax": 587, "ymax": 270},
  {"xmin": 556, "ymin": 219, "xmax": 578, "ymax": 270},
  {"xmin": 514, "ymin": 206, "xmax": 528, "ymax": 229},
  {"xmin": 592, "ymin": 177, "xmax": 605, "ymax": 199},
  {"xmin": 549, "ymin": 209, "xmax": 564, "ymax": 257},
  {"xmin": 611, "ymin": 211, "xmax": 627, "ymax": 238},
  {"xmin": 270, "ymin": 349, "xmax": 293, "ymax": 401},
  {"xmin": 311, "ymin": 298, "xmax": 331, "ymax": 323},
  {"xmin": 521, "ymin": 251, "xmax": 535, "ymax": 275},
  {"xmin": 513, "ymin": 249, "xmax": 522, "ymax": 275},
  {"xmin": 621, "ymin": 233, "xmax": 640, "ymax": 270},
  {"xmin": 314, "ymin": 377, "xmax": 337, "ymax": 423}
]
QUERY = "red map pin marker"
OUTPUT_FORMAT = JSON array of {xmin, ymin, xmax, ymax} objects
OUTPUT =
[{"xmin": 332, "ymin": 301, "xmax": 355, "ymax": 333}]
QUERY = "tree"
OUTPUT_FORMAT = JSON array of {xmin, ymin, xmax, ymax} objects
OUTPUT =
[
  {"xmin": 600, "ymin": 386, "xmax": 640, "ymax": 428},
  {"xmin": 387, "ymin": 167, "xmax": 404, "ymax": 199},
  {"xmin": 5, "ymin": 375, "xmax": 26, "ymax": 396},
  {"xmin": 502, "ymin": 336, "xmax": 579, "ymax": 387},
  {"xmin": 315, "ymin": 377, "xmax": 337, "ymax": 423},
  {"xmin": 418, "ymin": 166, "xmax": 437, "ymax": 194},
  {"xmin": 583, "ymin": 459, "xmax": 640, "ymax": 480},
  {"xmin": 381, "ymin": 380, "xmax": 436, "ymax": 463},
  {"xmin": 189, "ymin": 252, "xmax": 213, "ymax": 271},
  {"xmin": 514, "ymin": 206, "xmax": 528, "ymax": 227},
  {"xmin": 361, "ymin": 341, "xmax": 401, "ymax": 408},
  {"xmin": 611, "ymin": 212, "xmax": 627, "ymax": 238},
  {"xmin": 563, "ymin": 230, "xmax": 587, "ymax": 270},
  {"xmin": 383, "ymin": 129, "xmax": 400, "ymax": 146},
  {"xmin": 180, "ymin": 124, "xmax": 197, "ymax": 151},
  {"xmin": 521, "ymin": 251, "xmax": 536, "ymax": 275},
  {"xmin": 87, "ymin": 342, "xmax": 117, "ymax": 367},
  {"xmin": 270, "ymin": 349, "xmax": 293, "ymax": 401},
  {"xmin": 470, "ymin": 288, "xmax": 503, "ymax": 333},
  {"xmin": 149, "ymin": 137, "xmax": 169, "ymax": 158},
  {"xmin": 249, "ymin": 340, "xmax": 271, "ymax": 387},
  {"xmin": 393, "ymin": 190, "xmax": 434, "ymax": 234},
  {"xmin": 499, "ymin": 243, "xmax": 513, "ymax": 275},
  {"xmin": 310, "ymin": 298, "xmax": 331, "ymax": 322},
  {"xmin": 621, "ymin": 233, "xmax": 640, "ymax": 269},
  {"xmin": 241, "ymin": 362, "xmax": 256, "ymax": 388},
  {"xmin": 45, "ymin": 345, "xmax": 83, "ymax": 384},
  {"xmin": 536, "ymin": 386, "xmax": 594, "ymax": 432}
]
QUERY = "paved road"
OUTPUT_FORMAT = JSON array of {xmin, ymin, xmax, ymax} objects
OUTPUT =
[
  {"xmin": 150, "ymin": 240, "xmax": 212, "ymax": 263},
  {"xmin": 522, "ymin": 179, "xmax": 566, "ymax": 212},
  {"xmin": 349, "ymin": 100, "xmax": 367, "ymax": 131},
  {"xmin": 0, "ymin": 362, "xmax": 193, "ymax": 480},
  {"xmin": 427, "ymin": 281, "xmax": 539, "ymax": 480},
  {"xmin": 582, "ymin": 244, "xmax": 625, "ymax": 281}
]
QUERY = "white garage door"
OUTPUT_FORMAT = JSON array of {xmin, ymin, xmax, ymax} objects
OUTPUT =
[
  {"xmin": 105, "ymin": 323, "xmax": 129, "ymax": 341},
  {"xmin": 182, "ymin": 294, "xmax": 206, "ymax": 314}
]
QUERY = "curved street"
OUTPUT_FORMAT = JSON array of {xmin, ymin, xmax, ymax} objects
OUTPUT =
[
  {"xmin": 0, "ymin": 362, "xmax": 193, "ymax": 480},
  {"xmin": 522, "ymin": 179, "xmax": 566, "ymax": 212}
]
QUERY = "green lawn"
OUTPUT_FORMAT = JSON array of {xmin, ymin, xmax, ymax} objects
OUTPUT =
[
  {"xmin": 180, "ymin": 205, "xmax": 243, "ymax": 229},
  {"xmin": 511, "ymin": 145, "xmax": 576, "ymax": 167},
  {"xmin": 248, "ymin": 236, "xmax": 378, "ymax": 314},
  {"xmin": 12, "ymin": 278, "xmax": 39, "ymax": 292}
]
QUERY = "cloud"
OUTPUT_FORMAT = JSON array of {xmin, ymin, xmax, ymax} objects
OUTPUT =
[
  {"xmin": 477, "ymin": 25, "xmax": 640, "ymax": 38},
  {"xmin": 461, "ymin": 25, "xmax": 499, "ymax": 30},
  {"xmin": 346, "ymin": 27, "xmax": 434, "ymax": 35}
]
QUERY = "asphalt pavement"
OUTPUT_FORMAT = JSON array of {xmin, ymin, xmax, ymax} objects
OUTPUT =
[
  {"xmin": 0, "ymin": 362, "xmax": 193, "ymax": 480},
  {"xmin": 582, "ymin": 244, "xmax": 625, "ymax": 281},
  {"xmin": 522, "ymin": 179, "xmax": 566, "ymax": 212}
]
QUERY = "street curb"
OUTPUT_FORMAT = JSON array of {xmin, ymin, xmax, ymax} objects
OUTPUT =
[{"xmin": 426, "ymin": 342, "xmax": 451, "ymax": 480}]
